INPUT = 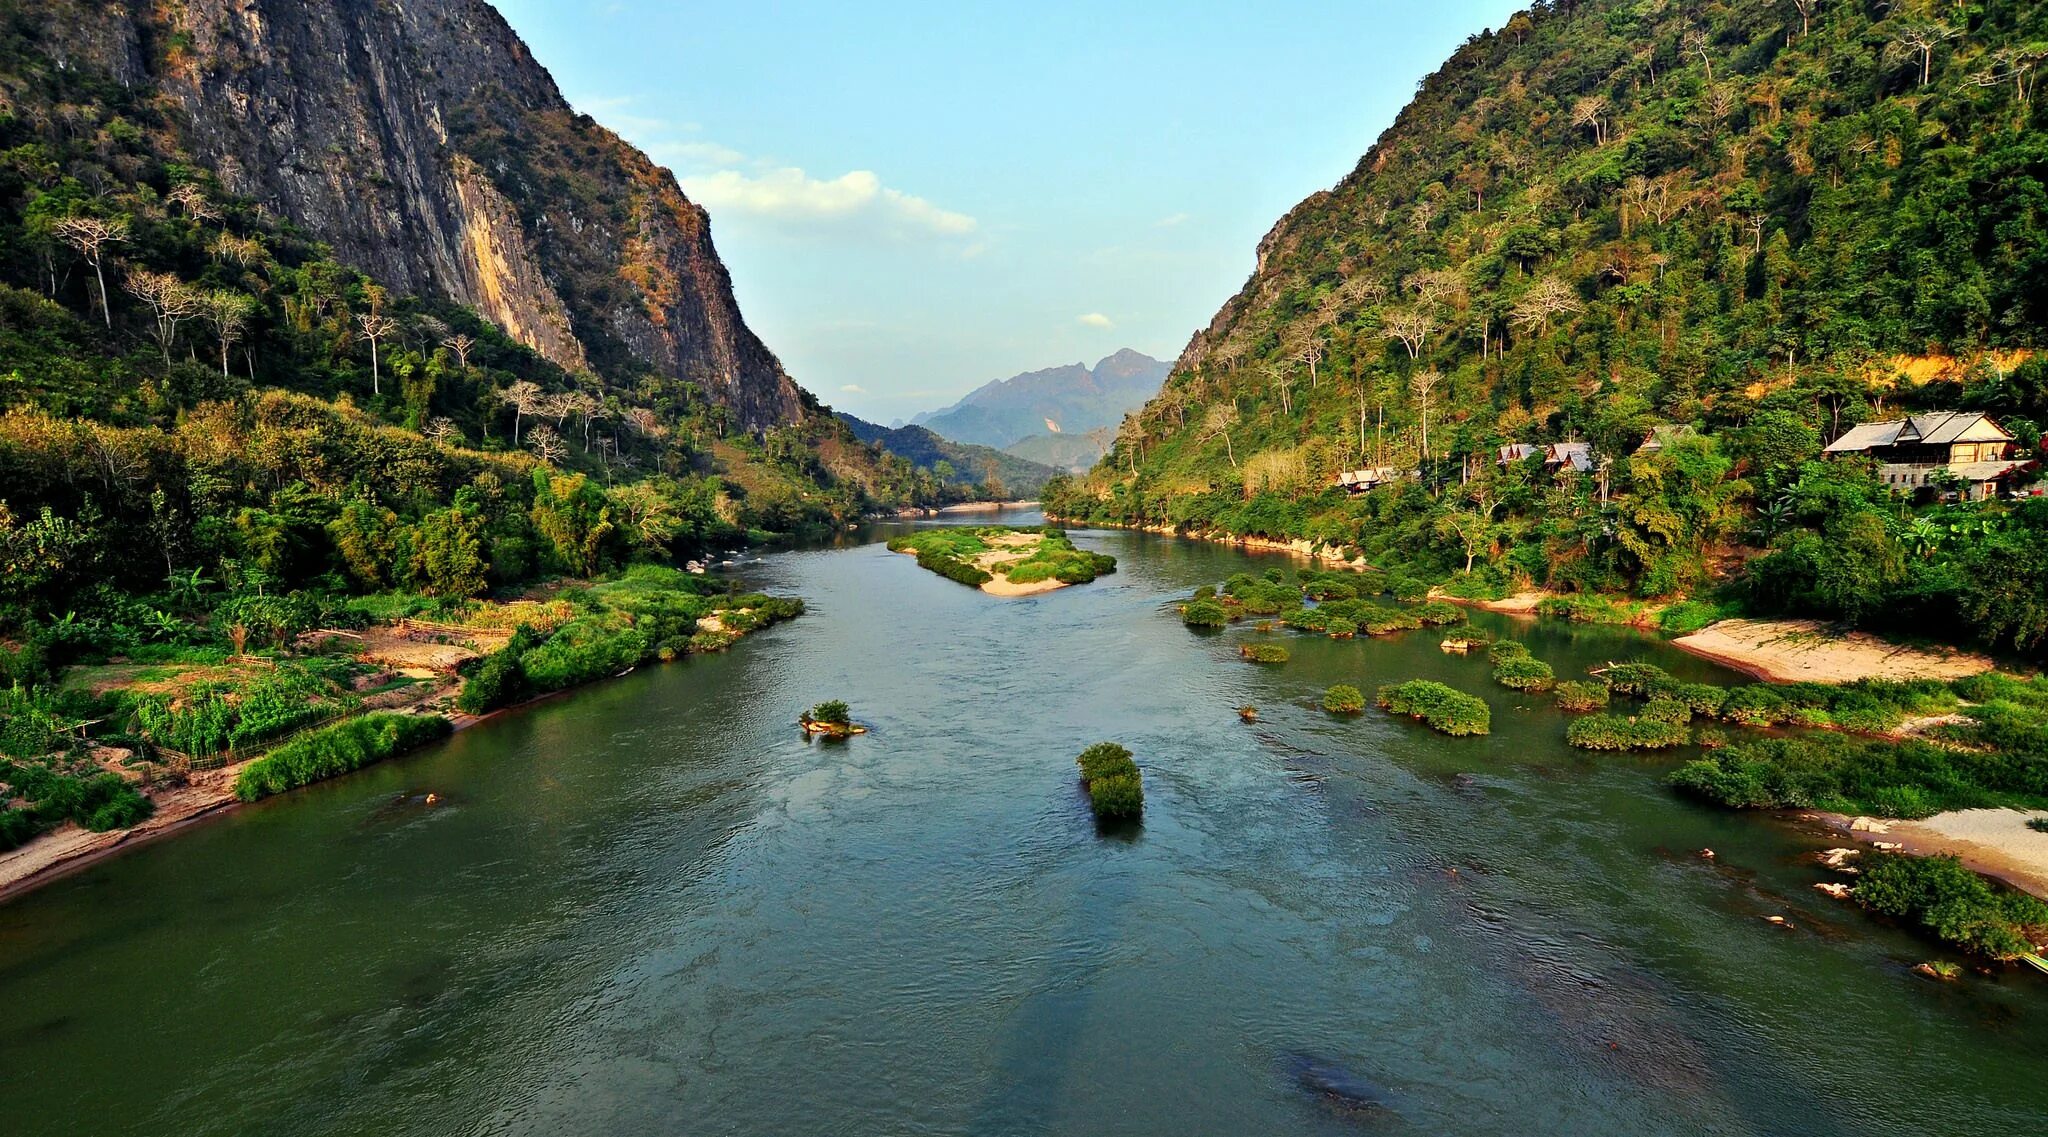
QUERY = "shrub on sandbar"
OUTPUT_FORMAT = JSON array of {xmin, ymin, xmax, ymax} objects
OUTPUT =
[
  {"xmin": 1376, "ymin": 681, "xmax": 1490, "ymax": 736},
  {"xmin": 1075, "ymin": 742, "xmax": 1143, "ymax": 820},
  {"xmin": 1323, "ymin": 684, "xmax": 1366, "ymax": 714}
]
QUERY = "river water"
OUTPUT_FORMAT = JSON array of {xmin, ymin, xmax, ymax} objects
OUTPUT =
[{"xmin": 1, "ymin": 513, "xmax": 2043, "ymax": 1136}]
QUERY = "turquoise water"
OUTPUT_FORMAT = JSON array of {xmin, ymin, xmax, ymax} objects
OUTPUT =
[{"xmin": 0, "ymin": 514, "xmax": 2043, "ymax": 1135}]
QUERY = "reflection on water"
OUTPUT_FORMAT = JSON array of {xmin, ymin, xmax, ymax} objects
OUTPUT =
[{"xmin": 0, "ymin": 512, "xmax": 2043, "ymax": 1136}]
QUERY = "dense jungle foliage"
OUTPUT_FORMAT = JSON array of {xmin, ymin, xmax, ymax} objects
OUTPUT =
[
  {"xmin": 1047, "ymin": 0, "xmax": 2048, "ymax": 660},
  {"xmin": 0, "ymin": 10, "xmax": 953, "ymax": 648}
]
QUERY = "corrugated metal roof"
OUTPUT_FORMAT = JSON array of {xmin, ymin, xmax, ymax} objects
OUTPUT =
[
  {"xmin": 1823, "ymin": 420, "xmax": 1906, "ymax": 452},
  {"xmin": 1827, "ymin": 412, "xmax": 2011, "ymax": 452}
]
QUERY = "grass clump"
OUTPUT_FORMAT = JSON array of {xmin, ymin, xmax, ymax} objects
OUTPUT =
[
  {"xmin": 1075, "ymin": 742, "xmax": 1143, "ymax": 820},
  {"xmin": 1566, "ymin": 714, "xmax": 1690, "ymax": 751},
  {"xmin": 1240, "ymin": 643, "xmax": 1290, "ymax": 664},
  {"xmin": 232, "ymin": 713, "xmax": 451, "ymax": 802},
  {"xmin": 1323, "ymin": 684, "xmax": 1366, "ymax": 714},
  {"xmin": 1413, "ymin": 601, "xmax": 1466, "ymax": 626},
  {"xmin": 1554, "ymin": 680, "xmax": 1611, "ymax": 712},
  {"xmin": 1492, "ymin": 655, "xmax": 1556, "ymax": 692},
  {"xmin": 1181, "ymin": 599, "xmax": 1230, "ymax": 627},
  {"xmin": 1376, "ymin": 681, "xmax": 1490, "ymax": 736},
  {"xmin": 1854, "ymin": 853, "xmax": 2048, "ymax": 960}
]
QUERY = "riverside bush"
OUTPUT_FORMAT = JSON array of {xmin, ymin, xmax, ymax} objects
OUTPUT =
[
  {"xmin": 1324, "ymin": 617, "xmax": 1358, "ymax": 638},
  {"xmin": 1668, "ymin": 734, "xmax": 2048, "ymax": 817},
  {"xmin": 1075, "ymin": 742, "xmax": 1143, "ymax": 820},
  {"xmin": 1854, "ymin": 853, "xmax": 2048, "ymax": 960},
  {"xmin": 1182, "ymin": 599, "xmax": 1230, "ymax": 627},
  {"xmin": 1554, "ymin": 680, "xmax": 1610, "ymax": 711},
  {"xmin": 1566, "ymin": 714, "xmax": 1690, "ymax": 751},
  {"xmin": 806, "ymin": 700, "xmax": 851, "ymax": 726},
  {"xmin": 456, "ymin": 626, "xmax": 543, "ymax": 714},
  {"xmin": 232, "ymin": 713, "xmax": 452, "ymax": 802},
  {"xmin": 1413, "ymin": 601, "xmax": 1465, "ymax": 626},
  {"xmin": 1488, "ymin": 640, "xmax": 1531, "ymax": 665},
  {"xmin": 1323, "ymin": 684, "xmax": 1366, "ymax": 714},
  {"xmin": 0, "ymin": 761, "xmax": 153, "ymax": 846},
  {"xmin": 1240, "ymin": 643, "xmax": 1290, "ymax": 664},
  {"xmin": 1493, "ymin": 656, "xmax": 1555, "ymax": 692},
  {"xmin": 1600, "ymin": 663, "xmax": 1679, "ymax": 699},
  {"xmin": 1376, "ymin": 681, "xmax": 1489, "ymax": 736}
]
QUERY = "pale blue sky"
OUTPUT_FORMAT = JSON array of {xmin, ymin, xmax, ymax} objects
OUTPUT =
[{"xmin": 492, "ymin": 1, "xmax": 1527, "ymax": 423}]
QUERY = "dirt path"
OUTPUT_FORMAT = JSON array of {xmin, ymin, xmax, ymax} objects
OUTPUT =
[{"xmin": 1673, "ymin": 619, "xmax": 1994, "ymax": 684}]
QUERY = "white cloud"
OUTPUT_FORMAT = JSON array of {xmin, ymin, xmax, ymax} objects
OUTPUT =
[
  {"xmin": 647, "ymin": 140, "xmax": 747, "ymax": 168},
  {"xmin": 839, "ymin": 384, "xmax": 867, "ymax": 394},
  {"xmin": 680, "ymin": 166, "xmax": 977, "ymax": 237},
  {"xmin": 1078, "ymin": 312, "xmax": 1115, "ymax": 329},
  {"xmin": 1154, "ymin": 212, "xmax": 1191, "ymax": 227}
]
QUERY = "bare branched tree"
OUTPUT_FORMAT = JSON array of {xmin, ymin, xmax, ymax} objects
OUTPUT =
[
  {"xmin": 442, "ymin": 332, "xmax": 476, "ymax": 369},
  {"xmin": 199, "ymin": 291, "xmax": 257, "ymax": 377},
  {"xmin": 1972, "ymin": 45, "xmax": 2046, "ymax": 110},
  {"xmin": 501, "ymin": 379, "xmax": 544, "ymax": 444},
  {"xmin": 528, "ymin": 424, "xmax": 567, "ymax": 466},
  {"xmin": 53, "ymin": 215, "xmax": 127, "ymax": 327},
  {"xmin": 1786, "ymin": 0, "xmax": 1817, "ymax": 39},
  {"xmin": 1200, "ymin": 403, "xmax": 1240, "ymax": 470},
  {"xmin": 1683, "ymin": 28, "xmax": 1714, "ymax": 85},
  {"xmin": 1410, "ymin": 368, "xmax": 1441, "ymax": 461},
  {"xmin": 1383, "ymin": 307, "xmax": 1435, "ymax": 360},
  {"xmin": 166, "ymin": 183, "xmax": 222, "ymax": 223},
  {"xmin": 124, "ymin": 269, "xmax": 201, "ymax": 363},
  {"xmin": 1570, "ymin": 94, "xmax": 1610, "ymax": 145},
  {"xmin": 1885, "ymin": 21, "xmax": 1960, "ymax": 87},
  {"xmin": 355, "ymin": 311, "xmax": 397, "ymax": 395},
  {"xmin": 1510, "ymin": 276, "xmax": 1583, "ymax": 336},
  {"xmin": 423, "ymin": 417, "xmax": 462, "ymax": 445}
]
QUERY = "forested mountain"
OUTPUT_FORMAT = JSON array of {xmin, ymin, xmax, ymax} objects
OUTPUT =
[
  {"xmin": 1048, "ymin": 0, "xmax": 2048, "ymax": 659},
  {"xmin": 912, "ymin": 349, "xmax": 1170, "ymax": 453},
  {"xmin": 0, "ymin": 0, "xmax": 942, "ymax": 641},
  {"xmin": 837, "ymin": 415, "xmax": 1060, "ymax": 497}
]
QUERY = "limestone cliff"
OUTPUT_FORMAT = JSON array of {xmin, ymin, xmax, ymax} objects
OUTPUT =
[{"xmin": 37, "ymin": 0, "xmax": 805, "ymax": 428}]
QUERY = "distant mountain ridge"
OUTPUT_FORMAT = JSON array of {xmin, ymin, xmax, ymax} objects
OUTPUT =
[
  {"xmin": 838, "ymin": 415, "xmax": 1061, "ymax": 496},
  {"xmin": 911, "ymin": 349, "xmax": 1169, "ymax": 452}
]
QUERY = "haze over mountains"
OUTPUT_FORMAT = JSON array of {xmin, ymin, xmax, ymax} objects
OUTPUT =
[{"xmin": 906, "ymin": 349, "xmax": 1170, "ymax": 468}]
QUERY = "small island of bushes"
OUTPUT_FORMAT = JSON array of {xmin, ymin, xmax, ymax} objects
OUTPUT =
[
  {"xmin": 889, "ymin": 526, "xmax": 1115, "ymax": 595},
  {"xmin": 1323, "ymin": 685, "xmax": 1366, "ymax": 714},
  {"xmin": 1076, "ymin": 742, "xmax": 1143, "ymax": 820},
  {"xmin": 1376, "ymin": 680, "xmax": 1490, "ymax": 736},
  {"xmin": 800, "ymin": 700, "xmax": 867, "ymax": 739}
]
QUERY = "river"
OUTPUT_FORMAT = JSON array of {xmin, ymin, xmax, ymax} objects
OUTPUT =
[{"xmin": 1, "ymin": 512, "xmax": 2043, "ymax": 1136}]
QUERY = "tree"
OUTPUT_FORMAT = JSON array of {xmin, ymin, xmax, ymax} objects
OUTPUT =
[
  {"xmin": 1511, "ymin": 277, "xmax": 1582, "ymax": 338},
  {"xmin": 53, "ymin": 215, "xmax": 127, "ymax": 327},
  {"xmin": 355, "ymin": 311, "xmax": 398, "ymax": 395},
  {"xmin": 528, "ymin": 424, "xmax": 567, "ymax": 466},
  {"xmin": 1436, "ymin": 510, "xmax": 1493, "ymax": 573},
  {"xmin": 1787, "ymin": 0, "xmax": 1817, "ymax": 39},
  {"xmin": 1411, "ymin": 368, "xmax": 1440, "ymax": 461},
  {"xmin": 1683, "ymin": 28, "xmax": 1714, "ymax": 85},
  {"xmin": 1570, "ymin": 94, "xmax": 1610, "ymax": 145},
  {"xmin": 1885, "ymin": 21, "xmax": 1959, "ymax": 87},
  {"xmin": 502, "ymin": 380, "xmax": 543, "ymax": 444},
  {"xmin": 442, "ymin": 333, "xmax": 476, "ymax": 369},
  {"xmin": 1201, "ymin": 403, "xmax": 1240, "ymax": 470},
  {"xmin": 1384, "ymin": 307, "xmax": 1435, "ymax": 360},
  {"xmin": 124, "ymin": 270, "xmax": 200, "ymax": 364},
  {"xmin": 200, "ymin": 291, "xmax": 257, "ymax": 378},
  {"xmin": 423, "ymin": 417, "xmax": 462, "ymax": 445}
]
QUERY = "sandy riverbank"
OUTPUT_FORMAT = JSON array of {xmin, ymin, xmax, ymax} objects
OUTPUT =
[
  {"xmin": 1815, "ymin": 808, "xmax": 2048, "ymax": 899},
  {"xmin": 1674, "ymin": 618, "xmax": 1994, "ymax": 684}
]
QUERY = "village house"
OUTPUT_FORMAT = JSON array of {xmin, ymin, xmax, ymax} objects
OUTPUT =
[
  {"xmin": 1332, "ymin": 466, "xmax": 1407, "ymax": 495},
  {"xmin": 1497, "ymin": 441, "xmax": 1594, "ymax": 472},
  {"xmin": 1821, "ymin": 411, "xmax": 2032, "ymax": 501}
]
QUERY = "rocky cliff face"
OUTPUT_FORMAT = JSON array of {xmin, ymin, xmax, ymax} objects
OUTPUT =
[{"xmin": 42, "ymin": 0, "xmax": 805, "ymax": 429}]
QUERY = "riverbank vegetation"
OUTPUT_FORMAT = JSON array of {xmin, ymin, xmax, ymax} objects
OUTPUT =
[
  {"xmin": 1323, "ymin": 684, "xmax": 1366, "ymax": 714},
  {"xmin": 887, "ymin": 526, "xmax": 1115, "ymax": 591},
  {"xmin": 1043, "ymin": 2, "xmax": 2048, "ymax": 673},
  {"xmin": 1853, "ymin": 853, "xmax": 2048, "ymax": 962},
  {"xmin": 1376, "ymin": 681, "xmax": 1490, "ymax": 736},
  {"xmin": 1240, "ymin": 644, "xmax": 1290, "ymax": 664},
  {"xmin": 232, "ymin": 713, "xmax": 452, "ymax": 802},
  {"xmin": 1075, "ymin": 742, "xmax": 1143, "ymax": 820}
]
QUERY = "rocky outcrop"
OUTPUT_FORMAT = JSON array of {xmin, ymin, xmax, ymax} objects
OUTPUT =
[{"xmin": 39, "ymin": 0, "xmax": 805, "ymax": 428}]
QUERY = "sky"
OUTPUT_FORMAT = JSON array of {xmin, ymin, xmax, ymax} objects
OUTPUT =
[{"xmin": 491, "ymin": 1, "xmax": 1527, "ymax": 424}]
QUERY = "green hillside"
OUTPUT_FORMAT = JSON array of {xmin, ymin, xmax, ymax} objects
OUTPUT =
[
  {"xmin": 1048, "ymin": 0, "xmax": 2048, "ymax": 659},
  {"xmin": 838, "ymin": 414, "xmax": 1060, "ymax": 496}
]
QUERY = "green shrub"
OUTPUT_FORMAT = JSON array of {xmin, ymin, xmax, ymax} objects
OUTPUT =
[
  {"xmin": 1640, "ymin": 698, "xmax": 1693, "ymax": 725},
  {"xmin": 1493, "ymin": 656, "xmax": 1556, "ymax": 692},
  {"xmin": 518, "ymin": 619, "xmax": 645, "ymax": 693},
  {"xmin": 1323, "ymin": 684, "xmax": 1366, "ymax": 714},
  {"xmin": 1386, "ymin": 576, "xmax": 1430, "ymax": 602},
  {"xmin": 1554, "ymin": 680, "xmax": 1611, "ymax": 711},
  {"xmin": 1658, "ymin": 600, "xmax": 1728, "ymax": 635},
  {"xmin": 1566, "ymin": 714, "xmax": 1690, "ymax": 751},
  {"xmin": 233, "ymin": 713, "xmax": 452, "ymax": 802},
  {"xmin": 1600, "ymin": 662, "xmax": 1677, "ymax": 699},
  {"xmin": 1376, "ymin": 680, "xmax": 1490, "ymax": 736},
  {"xmin": 1324, "ymin": 617, "xmax": 1358, "ymax": 638},
  {"xmin": 1854, "ymin": 853, "xmax": 2048, "ymax": 960},
  {"xmin": 456, "ymin": 626, "xmax": 543, "ymax": 713},
  {"xmin": 1182, "ymin": 599, "xmax": 1230, "ymax": 627},
  {"xmin": 1240, "ymin": 643, "xmax": 1290, "ymax": 664},
  {"xmin": 806, "ymin": 700, "xmax": 851, "ymax": 726},
  {"xmin": 1413, "ymin": 601, "xmax": 1465, "ymax": 625},
  {"xmin": 1719, "ymin": 684, "xmax": 1792, "ymax": 726},
  {"xmin": 1487, "ymin": 640, "xmax": 1531, "ymax": 665},
  {"xmin": 1668, "ymin": 733, "xmax": 2048, "ymax": 817},
  {"xmin": 916, "ymin": 547, "xmax": 993, "ymax": 587},
  {"xmin": 1075, "ymin": 742, "xmax": 1143, "ymax": 819}
]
